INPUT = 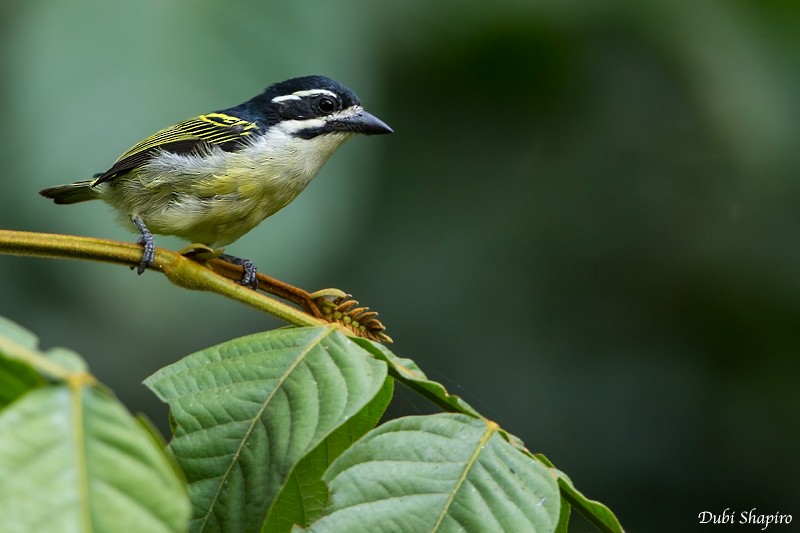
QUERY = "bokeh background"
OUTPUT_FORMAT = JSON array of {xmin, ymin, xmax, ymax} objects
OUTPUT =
[{"xmin": 2, "ymin": 1, "xmax": 799, "ymax": 531}]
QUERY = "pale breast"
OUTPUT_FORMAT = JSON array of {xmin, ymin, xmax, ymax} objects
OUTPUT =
[{"xmin": 98, "ymin": 129, "xmax": 353, "ymax": 247}]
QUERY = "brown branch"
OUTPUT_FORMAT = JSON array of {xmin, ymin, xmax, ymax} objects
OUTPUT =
[{"xmin": 0, "ymin": 229, "xmax": 390, "ymax": 342}]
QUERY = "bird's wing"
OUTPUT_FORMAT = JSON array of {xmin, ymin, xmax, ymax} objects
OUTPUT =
[{"xmin": 92, "ymin": 113, "xmax": 260, "ymax": 185}]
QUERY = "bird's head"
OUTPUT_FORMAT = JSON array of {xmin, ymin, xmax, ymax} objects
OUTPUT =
[{"xmin": 249, "ymin": 75, "xmax": 393, "ymax": 140}]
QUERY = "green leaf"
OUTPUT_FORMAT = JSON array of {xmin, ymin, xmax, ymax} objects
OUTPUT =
[
  {"xmin": 144, "ymin": 325, "xmax": 388, "ymax": 533},
  {"xmin": 0, "ymin": 318, "xmax": 46, "ymax": 408},
  {"xmin": 535, "ymin": 453, "xmax": 624, "ymax": 533},
  {"xmin": 354, "ymin": 338, "xmax": 481, "ymax": 417},
  {"xmin": 46, "ymin": 347, "xmax": 89, "ymax": 373},
  {"xmin": 0, "ymin": 320, "xmax": 80, "ymax": 382},
  {"xmin": 554, "ymin": 497, "xmax": 571, "ymax": 533},
  {"xmin": 263, "ymin": 376, "xmax": 394, "ymax": 533},
  {"xmin": 0, "ymin": 353, "xmax": 44, "ymax": 409},
  {"xmin": 303, "ymin": 413, "xmax": 560, "ymax": 532},
  {"xmin": 0, "ymin": 316, "xmax": 39, "ymax": 349},
  {"xmin": 0, "ymin": 385, "xmax": 190, "ymax": 533}
]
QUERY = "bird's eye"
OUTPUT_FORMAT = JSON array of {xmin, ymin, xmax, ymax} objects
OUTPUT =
[{"xmin": 317, "ymin": 96, "xmax": 337, "ymax": 114}]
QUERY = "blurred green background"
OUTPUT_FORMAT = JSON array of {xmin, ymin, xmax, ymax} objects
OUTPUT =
[{"xmin": 2, "ymin": 1, "xmax": 799, "ymax": 531}]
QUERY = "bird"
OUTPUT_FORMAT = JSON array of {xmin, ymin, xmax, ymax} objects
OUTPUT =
[{"xmin": 39, "ymin": 75, "xmax": 392, "ymax": 287}]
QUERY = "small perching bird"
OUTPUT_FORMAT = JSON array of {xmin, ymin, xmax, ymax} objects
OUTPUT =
[{"xmin": 40, "ymin": 75, "xmax": 392, "ymax": 286}]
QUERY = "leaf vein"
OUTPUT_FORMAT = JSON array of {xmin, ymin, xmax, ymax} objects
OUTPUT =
[
  {"xmin": 430, "ymin": 420, "xmax": 496, "ymax": 532},
  {"xmin": 194, "ymin": 325, "xmax": 335, "ymax": 531}
]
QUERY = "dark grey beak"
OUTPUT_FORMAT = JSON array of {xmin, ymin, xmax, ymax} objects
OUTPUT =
[{"xmin": 338, "ymin": 109, "xmax": 393, "ymax": 135}]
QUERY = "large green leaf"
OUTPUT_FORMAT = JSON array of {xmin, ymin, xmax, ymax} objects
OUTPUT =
[
  {"xmin": 144, "ymin": 325, "xmax": 388, "ymax": 533},
  {"xmin": 0, "ymin": 317, "xmax": 189, "ymax": 533},
  {"xmin": 263, "ymin": 376, "xmax": 394, "ymax": 533},
  {"xmin": 303, "ymin": 413, "xmax": 560, "ymax": 532},
  {"xmin": 0, "ymin": 385, "xmax": 190, "ymax": 533}
]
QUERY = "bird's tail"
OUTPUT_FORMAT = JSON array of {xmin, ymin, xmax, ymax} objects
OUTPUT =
[{"xmin": 39, "ymin": 180, "xmax": 99, "ymax": 204}]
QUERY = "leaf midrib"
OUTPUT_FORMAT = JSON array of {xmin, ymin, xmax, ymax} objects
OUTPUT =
[
  {"xmin": 71, "ymin": 385, "xmax": 92, "ymax": 533},
  {"xmin": 430, "ymin": 419, "xmax": 496, "ymax": 532},
  {"xmin": 196, "ymin": 325, "xmax": 336, "ymax": 531}
]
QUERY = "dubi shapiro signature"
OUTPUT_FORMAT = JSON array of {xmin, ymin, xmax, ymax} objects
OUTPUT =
[{"xmin": 699, "ymin": 509, "xmax": 792, "ymax": 530}]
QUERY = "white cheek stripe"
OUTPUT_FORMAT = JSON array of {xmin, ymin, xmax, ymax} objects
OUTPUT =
[{"xmin": 275, "ymin": 118, "xmax": 327, "ymax": 134}]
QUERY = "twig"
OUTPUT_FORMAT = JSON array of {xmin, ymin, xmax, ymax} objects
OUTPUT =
[{"xmin": 0, "ymin": 229, "xmax": 390, "ymax": 342}]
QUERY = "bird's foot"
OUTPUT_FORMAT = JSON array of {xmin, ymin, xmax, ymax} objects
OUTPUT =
[
  {"xmin": 132, "ymin": 215, "xmax": 154, "ymax": 275},
  {"xmin": 219, "ymin": 253, "xmax": 259, "ymax": 289}
]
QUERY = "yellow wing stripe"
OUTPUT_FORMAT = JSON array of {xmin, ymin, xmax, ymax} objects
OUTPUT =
[{"xmin": 116, "ymin": 113, "xmax": 259, "ymax": 161}]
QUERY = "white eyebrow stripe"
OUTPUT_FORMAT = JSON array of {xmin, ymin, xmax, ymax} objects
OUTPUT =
[
  {"xmin": 271, "ymin": 94, "xmax": 302, "ymax": 103},
  {"xmin": 291, "ymin": 89, "xmax": 338, "ymax": 98}
]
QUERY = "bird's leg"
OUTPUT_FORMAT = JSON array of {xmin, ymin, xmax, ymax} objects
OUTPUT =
[
  {"xmin": 218, "ymin": 253, "xmax": 259, "ymax": 289},
  {"xmin": 178, "ymin": 246, "xmax": 257, "ymax": 289},
  {"xmin": 131, "ymin": 215, "xmax": 155, "ymax": 275}
]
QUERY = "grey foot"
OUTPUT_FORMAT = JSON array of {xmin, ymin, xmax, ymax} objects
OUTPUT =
[
  {"xmin": 132, "ymin": 215, "xmax": 155, "ymax": 275},
  {"xmin": 219, "ymin": 253, "xmax": 258, "ymax": 289}
]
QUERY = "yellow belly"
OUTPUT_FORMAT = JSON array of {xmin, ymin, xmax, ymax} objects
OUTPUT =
[{"xmin": 97, "ymin": 131, "xmax": 350, "ymax": 246}]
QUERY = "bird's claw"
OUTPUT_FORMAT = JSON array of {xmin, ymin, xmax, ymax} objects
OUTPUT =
[
  {"xmin": 239, "ymin": 259, "xmax": 258, "ymax": 289},
  {"xmin": 136, "ymin": 235, "xmax": 155, "ymax": 274},
  {"xmin": 132, "ymin": 215, "xmax": 155, "ymax": 275},
  {"xmin": 219, "ymin": 253, "xmax": 259, "ymax": 289}
]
